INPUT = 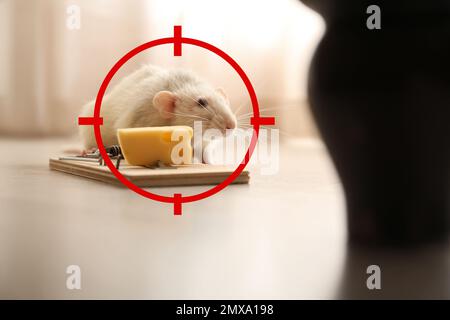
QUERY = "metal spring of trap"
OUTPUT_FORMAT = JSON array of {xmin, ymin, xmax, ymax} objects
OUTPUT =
[{"xmin": 59, "ymin": 145, "xmax": 124, "ymax": 169}]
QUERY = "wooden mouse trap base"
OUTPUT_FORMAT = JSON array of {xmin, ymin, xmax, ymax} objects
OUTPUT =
[{"xmin": 49, "ymin": 157, "xmax": 249, "ymax": 187}]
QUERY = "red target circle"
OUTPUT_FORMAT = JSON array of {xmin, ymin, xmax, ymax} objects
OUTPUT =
[{"xmin": 89, "ymin": 28, "xmax": 269, "ymax": 210}]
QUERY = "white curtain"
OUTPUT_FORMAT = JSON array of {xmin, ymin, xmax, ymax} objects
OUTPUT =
[{"xmin": 0, "ymin": 0, "xmax": 324, "ymax": 136}]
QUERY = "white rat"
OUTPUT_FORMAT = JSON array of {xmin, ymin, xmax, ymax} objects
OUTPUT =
[{"xmin": 79, "ymin": 65, "xmax": 237, "ymax": 155}]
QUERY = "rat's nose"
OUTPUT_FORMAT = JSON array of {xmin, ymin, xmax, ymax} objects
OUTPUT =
[{"xmin": 226, "ymin": 118, "xmax": 237, "ymax": 130}]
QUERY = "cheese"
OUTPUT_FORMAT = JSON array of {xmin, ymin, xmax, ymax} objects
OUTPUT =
[{"xmin": 117, "ymin": 126, "xmax": 193, "ymax": 166}]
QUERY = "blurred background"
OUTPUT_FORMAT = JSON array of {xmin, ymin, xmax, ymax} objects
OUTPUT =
[{"xmin": 0, "ymin": 0, "xmax": 324, "ymax": 138}]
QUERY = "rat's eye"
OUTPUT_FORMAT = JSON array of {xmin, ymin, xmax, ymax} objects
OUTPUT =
[{"xmin": 197, "ymin": 98, "xmax": 208, "ymax": 108}]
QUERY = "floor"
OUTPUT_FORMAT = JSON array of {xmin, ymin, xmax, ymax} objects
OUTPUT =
[{"xmin": 0, "ymin": 137, "xmax": 449, "ymax": 299}]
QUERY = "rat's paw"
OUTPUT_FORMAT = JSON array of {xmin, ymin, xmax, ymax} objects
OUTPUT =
[
  {"xmin": 80, "ymin": 147, "xmax": 97, "ymax": 156},
  {"xmin": 61, "ymin": 144, "xmax": 94, "ymax": 156}
]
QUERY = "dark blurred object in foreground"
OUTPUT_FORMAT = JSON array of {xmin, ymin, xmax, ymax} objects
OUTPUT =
[{"xmin": 303, "ymin": 0, "xmax": 450, "ymax": 245}]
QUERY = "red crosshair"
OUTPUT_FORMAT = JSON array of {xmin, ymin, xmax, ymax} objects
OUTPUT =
[{"xmin": 78, "ymin": 26, "xmax": 275, "ymax": 215}]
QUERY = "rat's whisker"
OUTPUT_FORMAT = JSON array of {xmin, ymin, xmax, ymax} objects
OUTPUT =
[
  {"xmin": 259, "ymin": 125, "xmax": 295, "ymax": 138},
  {"xmin": 209, "ymin": 118, "xmax": 223, "ymax": 129},
  {"xmin": 178, "ymin": 92, "xmax": 218, "ymax": 118},
  {"xmin": 205, "ymin": 106, "xmax": 218, "ymax": 117},
  {"xmin": 237, "ymin": 106, "xmax": 302, "ymax": 120},
  {"xmin": 237, "ymin": 114, "xmax": 275, "ymax": 121},
  {"xmin": 179, "ymin": 92, "xmax": 206, "ymax": 109},
  {"xmin": 170, "ymin": 109, "xmax": 208, "ymax": 118},
  {"xmin": 233, "ymin": 101, "xmax": 249, "ymax": 117},
  {"xmin": 238, "ymin": 124, "xmax": 293, "ymax": 137},
  {"xmin": 237, "ymin": 120, "xmax": 251, "ymax": 126},
  {"xmin": 175, "ymin": 113, "xmax": 209, "ymax": 121},
  {"xmin": 165, "ymin": 111, "xmax": 209, "ymax": 121},
  {"xmin": 231, "ymin": 76, "xmax": 270, "ymax": 108}
]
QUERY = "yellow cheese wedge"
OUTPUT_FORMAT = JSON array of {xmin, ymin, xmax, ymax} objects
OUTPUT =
[{"xmin": 117, "ymin": 126, "xmax": 193, "ymax": 166}]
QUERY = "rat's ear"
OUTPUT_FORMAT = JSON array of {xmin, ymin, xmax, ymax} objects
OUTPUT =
[
  {"xmin": 153, "ymin": 91, "xmax": 176, "ymax": 119},
  {"xmin": 215, "ymin": 87, "xmax": 229, "ymax": 103}
]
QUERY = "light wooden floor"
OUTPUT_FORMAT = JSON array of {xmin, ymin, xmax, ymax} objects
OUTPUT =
[{"xmin": 0, "ymin": 137, "xmax": 449, "ymax": 299}]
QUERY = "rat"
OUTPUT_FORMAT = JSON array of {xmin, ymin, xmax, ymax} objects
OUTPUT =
[{"xmin": 79, "ymin": 64, "xmax": 237, "ymax": 154}]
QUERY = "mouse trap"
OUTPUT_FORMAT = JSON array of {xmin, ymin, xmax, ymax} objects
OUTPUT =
[{"xmin": 49, "ymin": 145, "xmax": 249, "ymax": 187}]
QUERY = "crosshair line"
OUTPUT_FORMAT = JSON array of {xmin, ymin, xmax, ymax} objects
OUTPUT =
[
  {"xmin": 174, "ymin": 193, "xmax": 182, "ymax": 215},
  {"xmin": 173, "ymin": 25, "xmax": 182, "ymax": 56},
  {"xmin": 250, "ymin": 116, "xmax": 276, "ymax": 126},
  {"xmin": 78, "ymin": 116, "xmax": 103, "ymax": 126}
]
